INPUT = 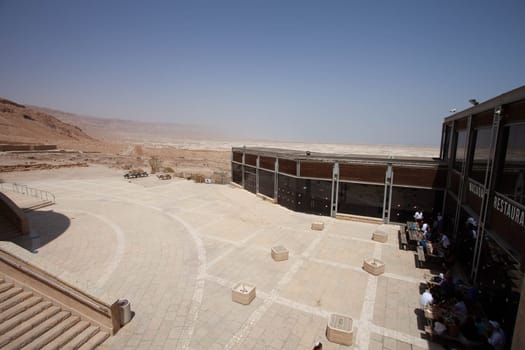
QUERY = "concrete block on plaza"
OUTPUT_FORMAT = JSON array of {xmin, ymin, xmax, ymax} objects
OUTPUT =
[
  {"xmin": 311, "ymin": 222, "xmax": 325, "ymax": 231},
  {"xmin": 363, "ymin": 257, "xmax": 385, "ymax": 276},
  {"xmin": 326, "ymin": 313, "xmax": 353, "ymax": 346},
  {"xmin": 372, "ymin": 230, "xmax": 388, "ymax": 243},
  {"xmin": 271, "ymin": 245, "xmax": 289, "ymax": 261},
  {"xmin": 232, "ymin": 282, "xmax": 256, "ymax": 305}
]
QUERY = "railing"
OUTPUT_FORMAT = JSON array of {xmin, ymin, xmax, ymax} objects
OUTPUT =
[{"xmin": 0, "ymin": 182, "xmax": 55, "ymax": 203}]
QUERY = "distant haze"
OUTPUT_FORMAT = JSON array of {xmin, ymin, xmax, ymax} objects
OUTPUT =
[{"xmin": 1, "ymin": 1, "xmax": 524, "ymax": 146}]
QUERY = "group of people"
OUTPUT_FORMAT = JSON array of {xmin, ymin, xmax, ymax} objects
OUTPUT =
[
  {"xmin": 413, "ymin": 208, "xmax": 452, "ymax": 264},
  {"xmin": 420, "ymin": 271, "xmax": 506, "ymax": 349}
]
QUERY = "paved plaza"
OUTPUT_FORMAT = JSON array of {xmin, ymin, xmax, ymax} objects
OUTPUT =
[{"xmin": 0, "ymin": 165, "xmax": 444, "ymax": 349}]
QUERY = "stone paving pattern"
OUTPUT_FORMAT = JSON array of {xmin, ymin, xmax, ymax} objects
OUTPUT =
[{"xmin": 0, "ymin": 165, "xmax": 445, "ymax": 349}]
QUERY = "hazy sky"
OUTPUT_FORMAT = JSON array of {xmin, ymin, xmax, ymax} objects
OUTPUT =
[{"xmin": 1, "ymin": 1, "xmax": 524, "ymax": 146}]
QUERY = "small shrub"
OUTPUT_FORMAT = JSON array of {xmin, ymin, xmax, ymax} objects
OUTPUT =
[{"xmin": 164, "ymin": 166, "xmax": 175, "ymax": 173}]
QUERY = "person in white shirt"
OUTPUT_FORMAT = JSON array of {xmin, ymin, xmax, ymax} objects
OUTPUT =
[{"xmin": 420, "ymin": 289, "xmax": 433, "ymax": 308}]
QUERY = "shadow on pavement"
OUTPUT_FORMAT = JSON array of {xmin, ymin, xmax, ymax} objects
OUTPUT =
[{"xmin": 12, "ymin": 210, "xmax": 71, "ymax": 252}]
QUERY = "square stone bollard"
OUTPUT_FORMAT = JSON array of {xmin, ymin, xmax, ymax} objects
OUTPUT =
[
  {"xmin": 232, "ymin": 282, "xmax": 256, "ymax": 305},
  {"xmin": 372, "ymin": 230, "xmax": 388, "ymax": 243},
  {"xmin": 271, "ymin": 245, "xmax": 289, "ymax": 261},
  {"xmin": 363, "ymin": 257, "xmax": 385, "ymax": 276},
  {"xmin": 326, "ymin": 313, "xmax": 353, "ymax": 346},
  {"xmin": 311, "ymin": 222, "xmax": 325, "ymax": 231}
]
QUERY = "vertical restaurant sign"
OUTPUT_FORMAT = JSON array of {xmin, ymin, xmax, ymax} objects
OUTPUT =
[
  {"xmin": 469, "ymin": 182, "xmax": 484, "ymax": 199},
  {"xmin": 493, "ymin": 194, "xmax": 525, "ymax": 228}
]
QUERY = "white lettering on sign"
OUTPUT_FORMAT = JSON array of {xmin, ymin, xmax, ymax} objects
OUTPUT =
[
  {"xmin": 493, "ymin": 195, "xmax": 525, "ymax": 228},
  {"xmin": 469, "ymin": 182, "xmax": 484, "ymax": 199}
]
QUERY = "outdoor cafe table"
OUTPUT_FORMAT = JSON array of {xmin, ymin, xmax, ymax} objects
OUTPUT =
[{"xmin": 406, "ymin": 221, "xmax": 423, "ymax": 246}]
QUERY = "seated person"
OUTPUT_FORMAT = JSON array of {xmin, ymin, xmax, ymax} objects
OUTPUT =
[
  {"xmin": 442, "ymin": 234, "xmax": 451, "ymax": 248},
  {"xmin": 486, "ymin": 320, "xmax": 505, "ymax": 350},
  {"xmin": 453, "ymin": 298, "xmax": 468, "ymax": 319},
  {"xmin": 424, "ymin": 226, "xmax": 432, "ymax": 241},
  {"xmin": 420, "ymin": 288, "xmax": 433, "ymax": 308},
  {"xmin": 421, "ymin": 221, "xmax": 429, "ymax": 233},
  {"xmin": 440, "ymin": 271, "xmax": 455, "ymax": 297}
]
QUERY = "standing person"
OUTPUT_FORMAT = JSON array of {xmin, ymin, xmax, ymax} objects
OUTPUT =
[{"xmin": 433, "ymin": 212, "xmax": 444, "ymax": 233}]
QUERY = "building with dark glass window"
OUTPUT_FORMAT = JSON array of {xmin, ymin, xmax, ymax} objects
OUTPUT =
[{"xmin": 231, "ymin": 85, "xmax": 525, "ymax": 349}]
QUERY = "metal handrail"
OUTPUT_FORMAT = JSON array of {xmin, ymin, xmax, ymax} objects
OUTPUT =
[{"xmin": 0, "ymin": 182, "xmax": 55, "ymax": 203}]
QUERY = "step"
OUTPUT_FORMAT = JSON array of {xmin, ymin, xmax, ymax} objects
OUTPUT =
[
  {"xmin": 0, "ymin": 282, "xmax": 14, "ymax": 293},
  {"xmin": 24, "ymin": 201, "xmax": 54, "ymax": 212},
  {"xmin": 0, "ymin": 291, "xmax": 33, "ymax": 312},
  {"xmin": 0, "ymin": 295, "xmax": 44, "ymax": 323},
  {"xmin": 40, "ymin": 320, "xmax": 90, "ymax": 350},
  {"xmin": 22, "ymin": 315, "xmax": 80, "ymax": 350},
  {"xmin": 0, "ymin": 287, "xmax": 23, "ymax": 303},
  {"xmin": 62, "ymin": 325, "xmax": 100, "ymax": 350},
  {"xmin": 6, "ymin": 310, "xmax": 71, "ymax": 349},
  {"xmin": 0, "ymin": 305, "xmax": 60, "ymax": 348},
  {"xmin": 0, "ymin": 300, "xmax": 52, "ymax": 335},
  {"xmin": 77, "ymin": 330, "xmax": 110, "ymax": 350}
]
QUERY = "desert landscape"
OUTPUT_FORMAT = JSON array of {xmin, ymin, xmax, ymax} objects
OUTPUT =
[{"xmin": 0, "ymin": 97, "xmax": 439, "ymax": 182}]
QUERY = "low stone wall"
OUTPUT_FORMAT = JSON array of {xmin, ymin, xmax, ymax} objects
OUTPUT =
[{"xmin": 0, "ymin": 144, "xmax": 57, "ymax": 152}]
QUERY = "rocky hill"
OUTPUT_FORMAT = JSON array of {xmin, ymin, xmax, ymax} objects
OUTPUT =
[
  {"xmin": 31, "ymin": 106, "xmax": 226, "ymax": 143},
  {"xmin": 0, "ymin": 97, "xmax": 96, "ymax": 145}
]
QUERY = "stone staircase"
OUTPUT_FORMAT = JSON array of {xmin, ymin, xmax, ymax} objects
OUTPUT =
[{"xmin": 0, "ymin": 276, "xmax": 110, "ymax": 349}]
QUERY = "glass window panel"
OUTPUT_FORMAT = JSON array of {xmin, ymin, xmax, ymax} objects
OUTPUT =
[
  {"xmin": 337, "ymin": 182, "xmax": 384, "ymax": 218},
  {"xmin": 244, "ymin": 168, "xmax": 256, "ymax": 193},
  {"xmin": 277, "ymin": 174, "xmax": 297, "ymax": 211},
  {"xmin": 497, "ymin": 124, "xmax": 525, "ymax": 205},
  {"xmin": 390, "ymin": 187, "xmax": 444, "ymax": 224},
  {"xmin": 296, "ymin": 179, "xmax": 331, "ymax": 216},
  {"xmin": 232, "ymin": 163, "xmax": 242, "ymax": 185},
  {"xmin": 469, "ymin": 128, "xmax": 492, "ymax": 183},
  {"xmin": 454, "ymin": 130, "xmax": 467, "ymax": 171},
  {"xmin": 258, "ymin": 169, "xmax": 274, "ymax": 198},
  {"xmin": 441, "ymin": 125, "xmax": 452, "ymax": 160}
]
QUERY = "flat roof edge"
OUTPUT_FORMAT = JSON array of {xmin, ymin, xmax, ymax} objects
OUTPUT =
[
  {"xmin": 232, "ymin": 146, "xmax": 446, "ymax": 166},
  {"xmin": 444, "ymin": 85, "xmax": 525, "ymax": 123}
]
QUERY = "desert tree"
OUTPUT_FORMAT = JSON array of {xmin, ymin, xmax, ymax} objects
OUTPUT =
[{"xmin": 149, "ymin": 157, "xmax": 162, "ymax": 174}]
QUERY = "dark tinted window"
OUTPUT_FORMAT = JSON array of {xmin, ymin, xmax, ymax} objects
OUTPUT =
[
  {"xmin": 496, "ymin": 123, "xmax": 525, "ymax": 205},
  {"xmin": 454, "ymin": 130, "xmax": 467, "ymax": 171},
  {"xmin": 338, "ymin": 182, "xmax": 384, "ymax": 218},
  {"xmin": 469, "ymin": 128, "xmax": 491, "ymax": 183}
]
